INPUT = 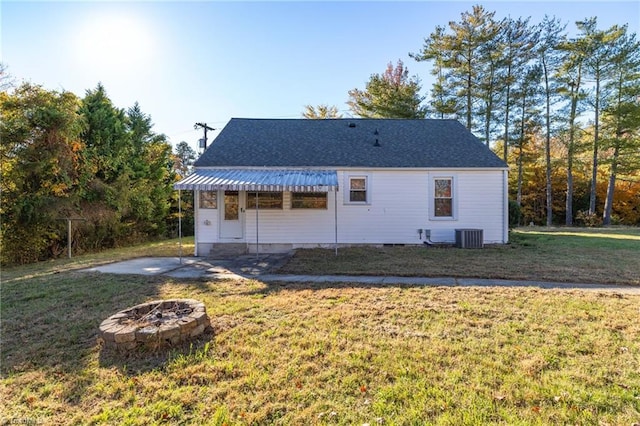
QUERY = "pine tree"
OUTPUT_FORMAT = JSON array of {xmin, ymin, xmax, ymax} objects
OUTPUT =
[
  {"xmin": 602, "ymin": 28, "xmax": 640, "ymax": 225},
  {"xmin": 537, "ymin": 15, "xmax": 567, "ymax": 226}
]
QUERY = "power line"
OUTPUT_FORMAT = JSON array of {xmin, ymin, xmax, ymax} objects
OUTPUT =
[{"xmin": 194, "ymin": 122, "xmax": 215, "ymax": 150}]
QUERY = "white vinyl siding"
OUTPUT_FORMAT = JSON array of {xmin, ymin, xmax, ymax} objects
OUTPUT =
[
  {"xmin": 194, "ymin": 169, "xmax": 507, "ymax": 248},
  {"xmin": 195, "ymin": 190, "xmax": 220, "ymax": 243},
  {"xmin": 244, "ymin": 192, "xmax": 336, "ymax": 243}
]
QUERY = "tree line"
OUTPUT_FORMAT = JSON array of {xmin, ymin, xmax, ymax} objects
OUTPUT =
[
  {"xmin": 2, "ymin": 6, "xmax": 638, "ymax": 265},
  {"xmin": 306, "ymin": 7, "xmax": 640, "ymax": 227},
  {"xmin": 0, "ymin": 79, "xmax": 194, "ymax": 265}
]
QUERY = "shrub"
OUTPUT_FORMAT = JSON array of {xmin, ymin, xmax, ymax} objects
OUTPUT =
[
  {"xmin": 509, "ymin": 200, "xmax": 522, "ymax": 228},
  {"xmin": 575, "ymin": 210, "xmax": 603, "ymax": 227}
]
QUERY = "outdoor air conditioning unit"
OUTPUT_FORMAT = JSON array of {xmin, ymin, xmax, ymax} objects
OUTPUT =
[{"xmin": 455, "ymin": 229, "xmax": 484, "ymax": 249}]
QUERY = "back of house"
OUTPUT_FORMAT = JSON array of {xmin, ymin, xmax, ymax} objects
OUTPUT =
[{"xmin": 175, "ymin": 118, "xmax": 508, "ymax": 255}]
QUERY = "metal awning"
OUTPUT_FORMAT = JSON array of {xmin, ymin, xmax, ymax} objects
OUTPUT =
[{"xmin": 173, "ymin": 169, "xmax": 338, "ymax": 192}]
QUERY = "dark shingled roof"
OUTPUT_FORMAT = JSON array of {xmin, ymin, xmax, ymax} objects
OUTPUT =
[{"xmin": 194, "ymin": 118, "xmax": 507, "ymax": 169}]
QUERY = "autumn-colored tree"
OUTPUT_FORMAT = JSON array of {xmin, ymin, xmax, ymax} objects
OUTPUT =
[
  {"xmin": 302, "ymin": 104, "xmax": 342, "ymax": 119},
  {"xmin": 0, "ymin": 84, "xmax": 86, "ymax": 263},
  {"xmin": 348, "ymin": 60, "xmax": 426, "ymax": 119}
]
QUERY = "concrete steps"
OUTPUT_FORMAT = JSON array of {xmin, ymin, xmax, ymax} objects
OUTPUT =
[{"xmin": 208, "ymin": 243, "xmax": 247, "ymax": 258}]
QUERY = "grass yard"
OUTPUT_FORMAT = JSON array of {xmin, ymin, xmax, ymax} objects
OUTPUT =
[
  {"xmin": 279, "ymin": 227, "xmax": 640, "ymax": 285},
  {"xmin": 2, "ymin": 271, "xmax": 639, "ymax": 425},
  {"xmin": 1, "ymin": 228, "xmax": 639, "ymax": 424}
]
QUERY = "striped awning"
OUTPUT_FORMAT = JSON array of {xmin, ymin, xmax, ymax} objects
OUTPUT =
[{"xmin": 173, "ymin": 169, "xmax": 338, "ymax": 192}]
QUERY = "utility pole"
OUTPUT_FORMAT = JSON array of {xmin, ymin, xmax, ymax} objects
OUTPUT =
[{"xmin": 194, "ymin": 122, "xmax": 215, "ymax": 150}]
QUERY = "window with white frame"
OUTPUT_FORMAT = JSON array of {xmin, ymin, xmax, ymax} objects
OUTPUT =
[
  {"xmin": 348, "ymin": 177, "xmax": 367, "ymax": 203},
  {"xmin": 434, "ymin": 178, "xmax": 453, "ymax": 217}
]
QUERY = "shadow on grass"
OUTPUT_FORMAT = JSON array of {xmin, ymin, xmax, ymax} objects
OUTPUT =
[
  {"xmin": 242, "ymin": 279, "xmax": 430, "ymax": 297},
  {"xmin": 97, "ymin": 328, "xmax": 216, "ymax": 375},
  {"xmin": 0, "ymin": 271, "xmax": 218, "ymax": 409}
]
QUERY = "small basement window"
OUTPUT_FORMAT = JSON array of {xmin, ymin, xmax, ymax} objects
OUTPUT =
[
  {"xmin": 199, "ymin": 191, "xmax": 217, "ymax": 209},
  {"xmin": 246, "ymin": 192, "xmax": 283, "ymax": 209},
  {"xmin": 291, "ymin": 192, "xmax": 327, "ymax": 209}
]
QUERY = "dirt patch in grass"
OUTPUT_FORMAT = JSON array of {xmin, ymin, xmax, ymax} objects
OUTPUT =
[
  {"xmin": 2, "ymin": 272, "xmax": 639, "ymax": 425},
  {"xmin": 279, "ymin": 228, "xmax": 640, "ymax": 285}
]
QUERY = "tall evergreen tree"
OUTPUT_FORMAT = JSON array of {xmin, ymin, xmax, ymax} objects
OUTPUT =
[
  {"xmin": 79, "ymin": 83, "xmax": 129, "ymax": 186},
  {"xmin": 410, "ymin": 26, "xmax": 460, "ymax": 119},
  {"xmin": 477, "ymin": 22, "xmax": 506, "ymax": 146},
  {"xmin": 499, "ymin": 17, "xmax": 539, "ymax": 161},
  {"xmin": 602, "ymin": 28, "xmax": 640, "ymax": 225},
  {"xmin": 413, "ymin": 5, "xmax": 502, "ymax": 137},
  {"xmin": 174, "ymin": 141, "xmax": 197, "ymax": 177},
  {"xmin": 513, "ymin": 65, "xmax": 543, "ymax": 206},
  {"xmin": 537, "ymin": 16, "xmax": 567, "ymax": 226},
  {"xmin": 445, "ymin": 5, "xmax": 501, "ymax": 131},
  {"xmin": 557, "ymin": 29, "xmax": 589, "ymax": 225},
  {"xmin": 0, "ymin": 84, "xmax": 85, "ymax": 263},
  {"xmin": 578, "ymin": 18, "xmax": 627, "ymax": 215}
]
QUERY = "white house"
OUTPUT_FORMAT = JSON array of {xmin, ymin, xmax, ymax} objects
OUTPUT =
[{"xmin": 174, "ymin": 118, "xmax": 509, "ymax": 256}]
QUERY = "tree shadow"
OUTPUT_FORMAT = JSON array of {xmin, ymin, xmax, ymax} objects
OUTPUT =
[
  {"xmin": 243, "ymin": 278, "xmax": 430, "ymax": 297},
  {"xmin": 1, "ymin": 271, "xmax": 218, "ymax": 409},
  {"xmin": 97, "ymin": 327, "xmax": 215, "ymax": 375}
]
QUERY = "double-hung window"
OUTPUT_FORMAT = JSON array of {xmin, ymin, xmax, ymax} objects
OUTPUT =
[
  {"xmin": 349, "ymin": 177, "xmax": 368, "ymax": 203},
  {"xmin": 434, "ymin": 178, "xmax": 453, "ymax": 218}
]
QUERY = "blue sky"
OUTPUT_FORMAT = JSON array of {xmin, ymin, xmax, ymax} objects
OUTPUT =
[{"xmin": 2, "ymin": 1, "xmax": 638, "ymax": 151}]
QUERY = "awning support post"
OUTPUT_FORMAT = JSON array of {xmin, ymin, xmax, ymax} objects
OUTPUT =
[
  {"xmin": 334, "ymin": 189, "xmax": 338, "ymax": 256},
  {"xmin": 178, "ymin": 189, "xmax": 183, "ymax": 264},
  {"xmin": 255, "ymin": 191, "xmax": 260, "ymax": 260}
]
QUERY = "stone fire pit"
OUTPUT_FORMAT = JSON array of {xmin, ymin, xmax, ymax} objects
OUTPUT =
[{"xmin": 98, "ymin": 299, "xmax": 210, "ymax": 351}]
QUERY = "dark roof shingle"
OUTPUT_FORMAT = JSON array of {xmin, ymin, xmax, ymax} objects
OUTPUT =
[{"xmin": 194, "ymin": 118, "xmax": 507, "ymax": 169}]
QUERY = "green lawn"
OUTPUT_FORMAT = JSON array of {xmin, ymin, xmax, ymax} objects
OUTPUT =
[
  {"xmin": 1, "ymin": 229, "xmax": 639, "ymax": 425},
  {"xmin": 279, "ymin": 227, "xmax": 640, "ymax": 285}
]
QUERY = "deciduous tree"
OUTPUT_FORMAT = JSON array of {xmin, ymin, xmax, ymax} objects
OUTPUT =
[
  {"xmin": 302, "ymin": 104, "xmax": 342, "ymax": 119},
  {"xmin": 347, "ymin": 60, "xmax": 426, "ymax": 119}
]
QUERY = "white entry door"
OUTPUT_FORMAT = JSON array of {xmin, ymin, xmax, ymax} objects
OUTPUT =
[{"xmin": 220, "ymin": 191, "xmax": 244, "ymax": 239}]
